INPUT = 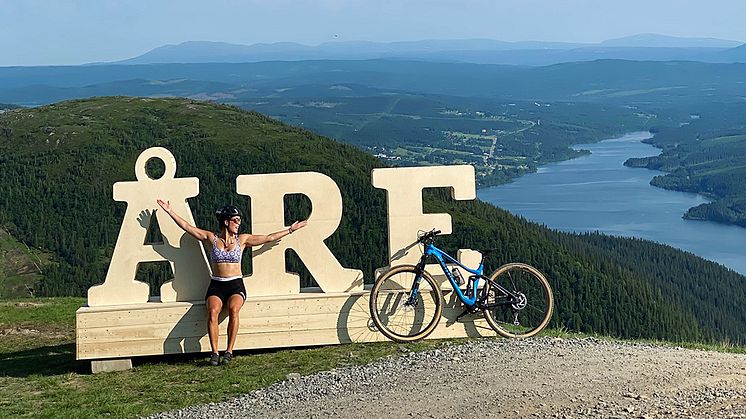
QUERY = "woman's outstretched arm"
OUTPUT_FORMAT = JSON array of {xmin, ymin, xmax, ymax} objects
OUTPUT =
[
  {"xmin": 156, "ymin": 199, "xmax": 212, "ymax": 242},
  {"xmin": 242, "ymin": 220, "xmax": 308, "ymax": 246}
]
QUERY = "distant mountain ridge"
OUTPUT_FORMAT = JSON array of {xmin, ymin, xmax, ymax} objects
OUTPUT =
[
  {"xmin": 113, "ymin": 39, "xmax": 588, "ymax": 65},
  {"xmin": 5, "ymin": 59, "xmax": 746, "ymax": 107},
  {"xmin": 109, "ymin": 34, "xmax": 745, "ymax": 66},
  {"xmin": 714, "ymin": 42, "xmax": 746, "ymax": 61},
  {"xmin": 600, "ymin": 33, "xmax": 741, "ymax": 48}
]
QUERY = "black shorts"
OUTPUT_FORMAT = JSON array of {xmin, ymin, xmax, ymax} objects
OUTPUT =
[{"xmin": 205, "ymin": 278, "xmax": 247, "ymax": 304}]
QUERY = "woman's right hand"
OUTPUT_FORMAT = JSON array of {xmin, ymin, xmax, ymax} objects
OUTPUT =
[
  {"xmin": 155, "ymin": 199, "xmax": 210, "ymax": 241},
  {"xmin": 156, "ymin": 199, "xmax": 171, "ymax": 212}
]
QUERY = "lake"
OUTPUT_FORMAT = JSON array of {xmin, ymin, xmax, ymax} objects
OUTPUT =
[{"xmin": 478, "ymin": 131, "xmax": 746, "ymax": 275}]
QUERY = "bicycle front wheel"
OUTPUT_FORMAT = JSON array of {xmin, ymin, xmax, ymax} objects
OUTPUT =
[
  {"xmin": 483, "ymin": 263, "xmax": 553, "ymax": 338},
  {"xmin": 369, "ymin": 265, "xmax": 443, "ymax": 342}
]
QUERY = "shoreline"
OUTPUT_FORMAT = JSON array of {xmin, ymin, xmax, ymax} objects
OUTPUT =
[{"xmin": 477, "ymin": 131, "xmax": 746, "ymax": 275}]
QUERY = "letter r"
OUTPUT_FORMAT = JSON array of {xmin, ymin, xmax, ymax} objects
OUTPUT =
[{"xmin": 236, "ymin": 172, "xmax": 363, "ymax": 296}]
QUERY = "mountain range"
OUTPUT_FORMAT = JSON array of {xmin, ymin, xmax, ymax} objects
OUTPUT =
[
  {"xmin": 4, "ymin": 58, "xmax": 746, "ymax": 107},
  {"xmin": 105, "ymin": 34, "xmax": 746, "ymax": 66}
]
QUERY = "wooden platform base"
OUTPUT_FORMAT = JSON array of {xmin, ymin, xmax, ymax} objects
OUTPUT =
[{"xmin": 76, "ymin": 288, "xmax": 495, "ymax": 364}]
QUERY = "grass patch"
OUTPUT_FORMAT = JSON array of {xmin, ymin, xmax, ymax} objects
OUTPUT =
[
  {"xmin": 1, "ymin": 297, "xmax": 744, "ymax": 418},
  {"xmin": 0, "ymin": 227, "xmax": 54, "ymax": 299},
  {"xmin": 443, "ymin": 130, "xmax": 497, "ymax": 141},
  {"xmin": 701, "ymin": 134, "xmax": 746, "ymax": 146},
  {"xmin": 0, "ymin": 297, "xmax": 452, "ymax": 418},
  {"xmin": 2, "ymin": 339, "xmax": 451, "ymax": 418},
  {"xmin": 699, "ymin": 164, "xmax": 746, "ymax": 176},
  {"xmin": 0, "ymin": 297, "xmax": 81, "ymax": 352}
]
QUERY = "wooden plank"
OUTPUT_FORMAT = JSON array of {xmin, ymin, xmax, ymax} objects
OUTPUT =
[
  {"xmin": 77, "ymin": 292, "xmax": 373, "ymax": 328},
  {"xmin": 76, "ymin": 291, "xmax": 495, "ymax": 360},
  {"xmin": 78, "ymin": 307, "xmax": 490, "ymax": 344},
  {"xmin": 77, "ymin": 288, "xmax": 468, "ymax": 327},
  {"xmin": 77, "ymin": 319, "xmax": 493, "ymax": 360},
  {"xmin": 79, "ymin": 312, "xmax": 373, "ymax": 342}
]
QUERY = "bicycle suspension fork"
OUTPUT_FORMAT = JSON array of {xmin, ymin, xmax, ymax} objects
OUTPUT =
[{"xmin": 406, "ymin": 255, "xmax": 429, "ymax": 305}]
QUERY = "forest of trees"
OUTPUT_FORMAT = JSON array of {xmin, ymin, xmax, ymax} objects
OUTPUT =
[{"xmin": 0, "ymin": 97, "xmax": 744, "ymax": 344}]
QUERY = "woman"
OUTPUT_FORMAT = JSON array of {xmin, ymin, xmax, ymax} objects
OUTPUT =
[{"xmin": 156, "ymin": 199, "xmax": 307, "ymax": 366}]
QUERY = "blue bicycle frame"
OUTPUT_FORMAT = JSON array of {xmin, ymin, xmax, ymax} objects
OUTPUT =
[
  {"xmin": 403, "ymin": 229, "xmax": 519, "ymax": 312},
  {"xmin": 417, "ymin": 241, "xmax": 486, "ymax": 307}
]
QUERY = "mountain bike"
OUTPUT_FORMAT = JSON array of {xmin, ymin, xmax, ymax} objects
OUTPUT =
[{"xmin": 369, "ymin": 229, "xmax": 554, "ymax": 342}]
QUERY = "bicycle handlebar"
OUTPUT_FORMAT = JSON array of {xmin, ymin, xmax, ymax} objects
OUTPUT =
[{"xmin": 417, "ymin": 229, "xmax": 441, "ymax": 243}]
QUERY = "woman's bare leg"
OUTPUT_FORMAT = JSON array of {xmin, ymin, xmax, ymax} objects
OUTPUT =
[
  {"xmin": 206, "ymin": 295, "xmax": 223, "ymax": 354},
  {"xmin": 226, "ymin": 294, "xmax": 245, "ymax": 353}
]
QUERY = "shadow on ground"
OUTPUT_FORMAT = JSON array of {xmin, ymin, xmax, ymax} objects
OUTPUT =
[
  {"xmin": 0, "ymin": 343, "xmax": 84, "ymax": 377},
  {"xmin": 0, "ymin": 340, "xmax": 330, "ymax": 378}
]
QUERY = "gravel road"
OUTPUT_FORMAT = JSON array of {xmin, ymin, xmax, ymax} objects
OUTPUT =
[{"xmin": 150, "ymin": 337, "xmax": 746, "ymax": 418}]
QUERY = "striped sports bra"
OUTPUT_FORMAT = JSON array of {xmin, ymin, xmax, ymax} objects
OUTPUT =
[{"xmin": 211, "ymin": 233, "xmax": 243, "ymax": 264}]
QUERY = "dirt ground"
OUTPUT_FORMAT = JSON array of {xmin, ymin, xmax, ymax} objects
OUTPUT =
[{"xmin": 152, "ymin": 337, "xmax": 746, "ymax": 419}]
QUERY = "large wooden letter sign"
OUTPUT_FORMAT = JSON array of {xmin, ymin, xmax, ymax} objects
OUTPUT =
[
  {"xmin": 76, "ymin": 147, "xmax": 495, "ymax": 371},
  {"xmin": 236, "ymin": 172, "xmax": 363, "ymax": 296},
  {"xmin": 372, "ymin": 166, "xmax": 483, "ymax": 282},
  {"xmin": 87, "ymin": 147, "xmax": 210, "ymax": 305}
]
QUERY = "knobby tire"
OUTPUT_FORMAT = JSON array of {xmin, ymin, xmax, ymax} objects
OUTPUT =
[
  {"xmin": 369, "ymin": 265, "xmax": 443, "ymax": 342},
  {"xmin": 483, "ymin": 263, "xmax": 554, "ymax": 338}
]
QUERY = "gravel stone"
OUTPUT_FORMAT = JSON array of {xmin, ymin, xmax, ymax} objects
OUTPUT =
[{"xmin": 146, "ymin": 337, "xmax": 746, "ymax": 419}]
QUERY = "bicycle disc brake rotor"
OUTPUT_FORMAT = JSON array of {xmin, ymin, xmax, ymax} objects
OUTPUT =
[
  {"xmin": 511, "ymin": 292, "xmax": 527, "ymax": 311},
  {"xmin": 400, "ymin": 296, "xmax": 418, "ymax": 311}
]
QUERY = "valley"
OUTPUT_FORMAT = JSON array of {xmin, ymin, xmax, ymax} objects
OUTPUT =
[{"xmin": 237, "ymin": 93, "xmax": 653, "ymax": 186}]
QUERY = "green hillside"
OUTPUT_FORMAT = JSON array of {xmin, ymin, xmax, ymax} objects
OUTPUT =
[
  {"xmin": 0, "ymin": 97, "xmax": 744, "ymax": 344},
  {"xmin": 0, "ymin": 226, "xmax": 51, "ymax": 298}
]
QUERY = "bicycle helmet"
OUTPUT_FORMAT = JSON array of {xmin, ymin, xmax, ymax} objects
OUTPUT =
[{"xmin": 215, "ymin": 205, "xmax": 242, "ymax": 222}]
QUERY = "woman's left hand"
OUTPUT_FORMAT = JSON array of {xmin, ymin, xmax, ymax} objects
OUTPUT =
[{"xmin": 290, "ymin": 220, "xmax": 308, "ymax": 233}]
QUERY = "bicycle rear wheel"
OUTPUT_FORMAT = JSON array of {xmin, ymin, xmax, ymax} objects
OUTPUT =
[
  {"xmin": 483, "ymin": 263, "xmax": 553, "ymax": 338},
  {"xmin": 369, "ymin": 265, "xmax": 443, "ymax": 342}
]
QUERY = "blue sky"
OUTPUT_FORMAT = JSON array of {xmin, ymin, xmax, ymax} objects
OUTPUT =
[{"xmin": 2, "ymin": 0, "xmax": 745, "ymax": 66}]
